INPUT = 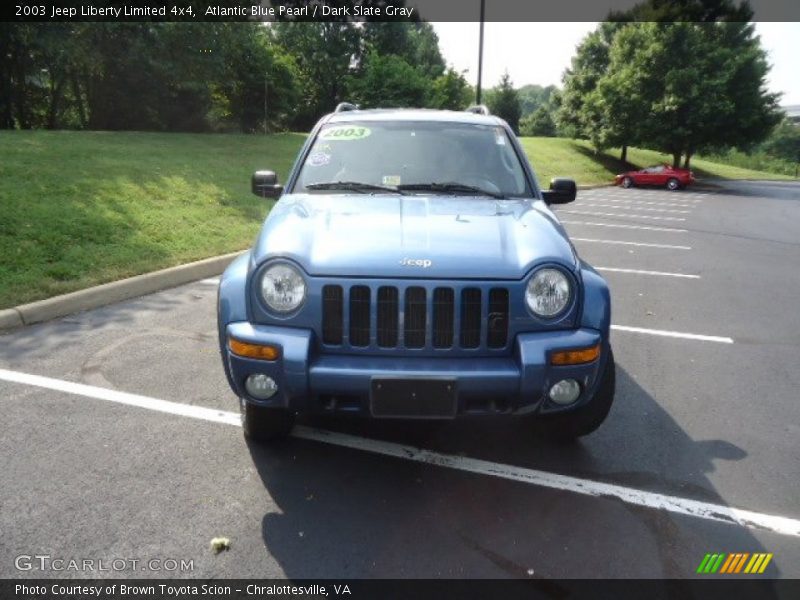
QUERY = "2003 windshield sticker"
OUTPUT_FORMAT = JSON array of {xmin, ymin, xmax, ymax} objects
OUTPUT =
[{"xmin": 319, "ymin": 126, "xmax": 371, "ymax": 141}]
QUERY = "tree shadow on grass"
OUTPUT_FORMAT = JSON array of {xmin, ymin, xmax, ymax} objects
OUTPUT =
[
  {"xmin": 247, "ymin": 365, "xmax": 782, "ymax": 584},
  {"xmin": 0, "ymin": 165, "xmax": 269, "ymax": 310},
  {"xmin": 570, "ymin": 141, "xmax": 633, "ymax": 174}
]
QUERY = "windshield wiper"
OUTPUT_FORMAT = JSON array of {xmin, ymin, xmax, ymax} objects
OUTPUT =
[
  {"xmin": 305, "ymin": 181, "xmax": 406, "ymax": 194},
  {"xmin": 397, "ymin": 182, "xmax": 507, "ymax": 199}
]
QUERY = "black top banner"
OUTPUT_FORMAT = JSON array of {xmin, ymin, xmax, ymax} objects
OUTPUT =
[{"xmin": 3, "ymin": 0, "xmax": 800, "ymax": 22}]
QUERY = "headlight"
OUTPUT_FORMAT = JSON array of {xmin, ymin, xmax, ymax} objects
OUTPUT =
[
  {"xmin": 260, "ymin": 263, "xmax": 306, "ymax": 313},
  {"xmin": 526, "ymin": 268, "xmax": 571, "ymax": 317}
]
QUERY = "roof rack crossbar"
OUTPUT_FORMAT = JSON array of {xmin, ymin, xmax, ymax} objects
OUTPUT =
[
  {"xmin": 466, "ymin": 105, "xmax": 491, "ymax": 116},
  {"xmin": 335, "ymin": 102, "xmax": 359, "ymax": 113}
]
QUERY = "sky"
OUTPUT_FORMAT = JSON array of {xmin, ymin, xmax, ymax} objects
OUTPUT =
[{"xmin": 432, "ymin": 22, "xmax": 800, "ymax": 106}]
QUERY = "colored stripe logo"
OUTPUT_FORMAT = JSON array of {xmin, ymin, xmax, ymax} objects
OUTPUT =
[{"xmin": 696, "ymin": 553, "xmax": 773, "ymax": 574}]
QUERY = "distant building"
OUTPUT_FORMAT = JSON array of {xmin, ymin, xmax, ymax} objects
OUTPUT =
[{"xmin": 783, "ymin": 105, "xmax": 800, "ymax": 124}]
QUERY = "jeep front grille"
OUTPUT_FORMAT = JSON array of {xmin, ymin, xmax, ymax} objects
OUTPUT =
[
  {"xmin": 349, "ymin": 285, "xmax": 371, "ymax": 347},
  {"xmin": 321, "ymin": 284, "xmax": 509, "ymax": 351},
  {"xmin": 487, "ymin": 288, "xmax": 510, "ymax": 348},
  {"xmin": 404, "ymin": 287, "xmax": 427, "ymax": 348},
  {"xmin": 432, "ymin": 287, "xmax": 454, "ymax": 348},
  {"xmin": 376, "ymin": 286, "xmax": 399, "ymax": 347},
  {"xmin": 322, "ymin": 285, "xmax": 343, "ymax": 345}
]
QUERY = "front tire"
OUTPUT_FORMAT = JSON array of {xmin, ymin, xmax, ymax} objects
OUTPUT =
[
  {"xmin": 241, "ymin": 399, "xmax": 295, "ymax": 442},
  {"xmin": 541, "ymin": 348, "xmax": 616, "ymax": 441},
  {"xmin": 621, "ymin": 176, "xmax": 633, "ymax": 188},
  {"xmin": 666, "ymin": 177, "xmax": 680, "ymax": 191}
]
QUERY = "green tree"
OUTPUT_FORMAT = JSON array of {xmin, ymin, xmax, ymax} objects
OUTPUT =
[
  {"xmin": 0, "ymin": 23, "xmax": 94, "ymax": 130},
  {"xmin": 0, "ymin": 23, "xmax": 303, "ymax": 133},
  {"xmin": 590, "ymin": 22, "xmax": 780, "ymax": 168},
  {"xmin": 520, "ymin": 106, "xmax": 557, "ymax": 137},
  {"xmin": 517, "ymin": 84, "xmax": 558, "ymax": 118},
  {"xmin": 361, "ymin": 22, "xmax": 412, "ymax": 58},
  {"xmin": 559, "ymin": 0, "xmax": 757, "ymax": 152},
  {"xmin": 487, "ymin": 72, "xmax": 521, "ymax": 134},
  {"xmin": 361, "ymin": 22, "xmax": 444, "ymax": 80},
  {"xmin": 407, "ymin": 22, "xmax": 446, "ymax": 79},
  {"xmin": 1, "ymin": 18, "xmax": 456, "ymax": 132},
  {"xmin": 581, "ymin": 24, "xmax": 653, "ymax": 162},
  {"xmin": 213, "ymin": 24, "xmax": 300, "ymax": 132},
  {"xmin": 557, "ymin": 22, "xmax": 623, "ymax": 142},
  {"xmin": 347, "ymin": 52, "xmax": 429, "ymax": 108},
  {"xmin": 428, "ymin": 68, "xmax": 471, "ymax": 110},
  {"xmin": 608, "ymin": 0, "xmax": 753, "ymax": 22},
  {"xmin": 272, "ymin": 22, "xmax": 361, "ymax": 128},
  {"xmin": 762, "ymin": 118, "xmax": 800, "ymax": 163}
]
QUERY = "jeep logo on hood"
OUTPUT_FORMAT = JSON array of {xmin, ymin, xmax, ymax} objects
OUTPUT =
[{"xmin": 399, "ymin": 258, "xmax": 432, "ymax": 268}]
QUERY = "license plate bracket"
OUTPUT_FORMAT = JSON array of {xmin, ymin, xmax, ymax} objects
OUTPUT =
[{"xmin": 370, "ymin": 378, "xmax": 457, "ymax": 418}]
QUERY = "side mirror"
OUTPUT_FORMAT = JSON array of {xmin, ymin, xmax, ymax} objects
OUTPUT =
[
  {"xmin": 252, "ymin": 170, "xmax": 283, "ymax": 199},
  {"xmin": 542, "ymin": 178, "xmax": 576, "ymax": 205}
]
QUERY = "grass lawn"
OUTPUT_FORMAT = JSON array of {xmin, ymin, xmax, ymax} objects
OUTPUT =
[
  {"xmin": 519, "ymin": 137, "xmax": 795, "ymax": 185},
  {"xmin": 0, "ymin": 130, "xmax": 793, "ymax": 309},
  {"xmin": 0, "ymin": 130, "xmax": 305, "ymax": 309}
]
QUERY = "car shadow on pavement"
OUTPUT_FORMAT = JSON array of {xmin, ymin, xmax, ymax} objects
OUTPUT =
[
  {"xmin": 696, "ymin": 180, "xmax": 800, "ymax": 201},
  {"xmin": 246, "ymin": 365, "xmax": 782, "ymax": 583}
]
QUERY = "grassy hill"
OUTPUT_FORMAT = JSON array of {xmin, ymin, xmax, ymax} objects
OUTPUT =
[
  {"xmin": 519, "ymin": 137, "xmax": 795, "ymax": 185},
  {"xmin": 0, "ymin": 130, "xmax": 792, "ymax": 309},
  {"xmin": 0, "ymin": 130, "xmax": 305, "ymax": 308}
]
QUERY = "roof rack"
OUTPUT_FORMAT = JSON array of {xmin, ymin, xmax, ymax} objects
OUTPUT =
[
  {"xmin": 335, "ymin": 102, "xmax": 359, "ymax": 113},
  {"xmin": 466, "ymin": 105, "xmax": 491, "ymax": 115}
]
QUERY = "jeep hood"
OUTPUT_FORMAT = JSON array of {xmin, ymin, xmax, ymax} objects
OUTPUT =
[{"xmin": 252, "ymin": 194, "xmax": 577, "ymax": 280}]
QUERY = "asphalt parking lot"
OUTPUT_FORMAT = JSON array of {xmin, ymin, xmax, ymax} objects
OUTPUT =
[{"xmin": 1, "ymin": 180, "xmax": 799, "ymax": 580}]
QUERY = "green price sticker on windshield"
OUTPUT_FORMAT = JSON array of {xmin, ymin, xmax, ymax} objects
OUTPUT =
[{"xmin": 319, "ymin": 126, "xmax": 371, "ymax": 141}]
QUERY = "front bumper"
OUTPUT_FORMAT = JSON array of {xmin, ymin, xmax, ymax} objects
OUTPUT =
[{"xmin": 223, "ymin": 322, "xmax": 607, "ymax": 417}]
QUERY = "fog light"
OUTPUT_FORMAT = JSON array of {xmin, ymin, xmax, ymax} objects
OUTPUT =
[
  {"xmin": 549, "ymin": 379, "xmax": 581, "ymax": 405},
  {"xmin": 245, "ymin": 374, "xmax": 278, "ymax": 400}
]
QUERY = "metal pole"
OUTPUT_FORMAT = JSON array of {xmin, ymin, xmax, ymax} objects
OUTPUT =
[{"xmin": 476, "ymin": 0, "xmax": 485, "ymax": 105}]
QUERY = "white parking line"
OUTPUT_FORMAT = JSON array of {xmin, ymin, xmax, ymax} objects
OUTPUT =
[
  {"xmin": 560, "ymin": 220, "xmax": 688, "ymax": 233},
  {"xmin": 578, "ymin": 203, "xmax": 692, "ymax": 215},
  {"xmin": 0, "ymin": 367, "xmax": 794, "ymax": 536},
  {"xmin": 561, "ymin": 210, "xmax": 686, "ymax": 222},
  {"xmin": 611, "ymin": 325, "xmax": 733, "ymax": 344},
  {"xmin": 579, "ymin": 198, "xmax": 698, "ymax": 208},
  {"xmin": 596, "ymin": 267, "xmax": 700, "ymax": 279},
  {"xmin": 571, "ymin": 238, "xmax": 691, "ymax": 250},
  {"xmin": 200, "ymin": 278, "xmax": 220, "ymax": 285},
  {"xmin": 0, "ymin": 368, "xmax": 241, "ymax": 426},
  {"xmin": 585, "ymin": 190, "xmax": 702, "ymax": 198}
]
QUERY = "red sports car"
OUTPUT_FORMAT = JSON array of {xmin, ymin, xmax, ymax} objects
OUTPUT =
[{"xmin": 614, "ymin": 164, "xmax": 695, "ymax": 190}]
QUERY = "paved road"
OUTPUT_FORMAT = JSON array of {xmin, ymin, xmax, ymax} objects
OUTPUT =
[{"xmin": 1, "ymin": 180, "xmax": 799, "ymax": 580}]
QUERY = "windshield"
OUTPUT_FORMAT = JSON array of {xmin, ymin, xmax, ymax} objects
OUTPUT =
[{"xmin": 293, "ymin": 120, "xmax": 532, "ymax": 198}]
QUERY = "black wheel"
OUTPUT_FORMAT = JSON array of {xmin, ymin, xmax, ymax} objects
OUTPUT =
[
  {"xmin": 241, "ymin": 399, "xmax": 295, "ymax": 442},
  {"xmin": 541, "ymin": 348, "xmax": 616, "ymax": 441},
  {"xmin": 621, "ymin": 176, "xmax": 633, "ymax": 188},
  {"xmin": 666, "ymin": 177, "xmax": 680, "ymax": 191}
]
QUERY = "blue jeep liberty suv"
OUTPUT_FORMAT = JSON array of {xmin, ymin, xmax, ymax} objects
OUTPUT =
[{"xmin": 217, "ymin": 104, "xmax": 614, "ymax": 442}]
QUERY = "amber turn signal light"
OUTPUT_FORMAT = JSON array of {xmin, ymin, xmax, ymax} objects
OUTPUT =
[
  {"xmin": 229, "ymin": 338, "xmax": 280, "ymax": 361},
  {"xmin": 550, "ymin": 343, "xmax": 601, "ymax": 366}
]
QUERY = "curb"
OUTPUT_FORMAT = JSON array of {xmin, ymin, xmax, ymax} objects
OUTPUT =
[
  {"xmin": 0, "ymin": 308, "xmax": 23, "ymax": 330},
  {"xmin": 691, "ymin": 179, "xmax": 725, "ymax": 191},
  {"xmin": 577, "ymin": 183, "xmax": 614, "ymax": 190},
  {"xmin": 1, "ymin": 251, "xmax": 244, "ymax": 332}
]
